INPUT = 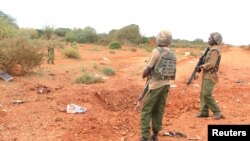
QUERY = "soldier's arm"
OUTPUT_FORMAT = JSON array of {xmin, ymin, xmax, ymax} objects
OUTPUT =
[
  {"xmin": 201, "ymin": 50, "xmax": 219, "ymax": 70},
  {"xmin": 147, "ymin": 49, "xmax": 159, "ymax": 68}
]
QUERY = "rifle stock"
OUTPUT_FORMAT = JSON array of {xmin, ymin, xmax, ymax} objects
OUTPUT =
[
  {"xmin": 137, "ymin": 78, "xmax": 150, "ymax": 102},
  {"xmin": 185, "ymin": 47, "xmax": 210, "ymax": 90},
  {"xmin": 136, "ymin": 78, "xmax": 150, "ymax": 110}
]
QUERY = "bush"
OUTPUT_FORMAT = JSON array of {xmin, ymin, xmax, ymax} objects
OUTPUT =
[
  {"xmin": 62, "ymin": 47, "xmax": 80, "ymax": 59},
  {"xmin": 109, "ymin": 41, "xmax": 121, "ymax": 49},
  {"xmin": 93, "ymin": 63, "xmax": 98, "ymax": 69},
  {"xmin": 54, "ymin": 28, "xmax": 71, "ymax": 37},
  {"xmin": 75, "ymin": 73, "xmax": 104, "ymax": 84},
  {"xmin": 190, "ymin": 51, "xmax": 199, "ymax": 57},
  {"xmin": 114, "ymin": 24, "xmax": 141, "ymax": 45},
  {"xmin": 65, "ymin": 27, "xmax": 97, "ymax": 43},
  {"xmin": 0, "ymin": 17, "xmax": 17, "ymax": 39},
  {"xmin": 17, "ymin": 28, "xmax": 38, "ymax": 39},
  {"xmin": 102, "ymin": 67, "xmax": 115, "ymax": 75},
  {"xmin": 0, "ymin": 38, "xmax": 44, "ymax": 75}
]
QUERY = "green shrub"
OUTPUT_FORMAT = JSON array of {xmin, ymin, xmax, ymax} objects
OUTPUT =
[
  {"xmin": 65, "ymin": 27, "xmax": 97, "ymax": 43},
  {"xmin": 0, "ymin": 17, "xmax": 17, "ymax": 39},
  {"xmin": 102, "ymin": 67, "xmax": 115, "ymax": 75},
  {"xmin": 93, "ymin": 63, "xmax": 98, "ymax": 69},
  {"xmin": 109, "ymin": 41, "xmax": 121, "ymax": 49},
  {"xmin": 190, "ymin": 51, "xmax": 199, "ymax": 57},
  {"xmin": 17, "ymin": 28, "xmax": 38, "ymax": 39},
  {"xmin": 62, "ymin": 47, "xmax": 80, "ymax": 59},
  {"xmin": 82, "ymin": 66, "xmax": 86, "ymax": 72},
  {"xmin": 75, "ymin": 73, "xmax": 104, "ymax": 84},
  {"xmin": 54, "ymin": 28, "xmax": 71, "ymax": 37},
  {"xmin": 0, "ymin": 38, "xmax": 44, "ymax": 75}
]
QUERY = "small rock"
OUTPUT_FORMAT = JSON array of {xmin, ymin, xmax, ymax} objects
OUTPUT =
[
  {"xmin": 55, "ymin": 118, "xmax": 63, "ymax": 122},
  {"xmin": 122, "ymin": 131, "xmax": 127, "ymax": 136}
]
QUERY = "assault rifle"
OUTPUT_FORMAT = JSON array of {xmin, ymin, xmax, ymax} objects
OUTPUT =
[
  {"xmin": 184, "ymin": 47, "xmax": 210, "ymax": 91},
  {"xmin": 136, "ymin": 78, "xmax": 150, "ymax": 108}
]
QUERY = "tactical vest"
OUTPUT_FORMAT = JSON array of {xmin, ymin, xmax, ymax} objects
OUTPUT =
[
  {"xmin": 151, "ymin": 47, "xmax": 176, "ymax": 80},
  {"xmin": 204, "ymin": 47, "xmax": 221, "ymax": 73}
]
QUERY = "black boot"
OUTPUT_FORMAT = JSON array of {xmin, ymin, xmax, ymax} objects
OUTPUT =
[
  {"xmin": 213, "ymin": 112, "xmax": 225, "ymax": 120},
  {"xmin": 150, "ymin": 131, "xmax": 158, "ymax": 141},
  {"xmin": 196, "ymin": 113, "xmax": 209, "ymax": 118}
]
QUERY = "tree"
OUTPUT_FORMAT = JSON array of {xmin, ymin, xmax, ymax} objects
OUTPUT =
[
  {"xmin": 17, "ymin": 28, "xmax": 38, "ymax": 39},
  {"xmin": 0, "ymin": 11, "xmax": 18, "ymax": 39},
  {"xmin": 54, "ymin": 28, "xmax": 71, "ymax": 37},
  {"xmin": 112, "ymin": 24, "xmax": 142, "ymax": 45},
  {"xmin": 0, "ymin": 10, "xmax": 18, "ymax": 28},
  {"xmin": 193, "ymin": 38, "xmax": 204, "ymax": 44},
  {"xmin": 43, "ymin": 25, "xmax": 54, "ymax": 40},
  {"xmin": 65, "ymin": 26, "xmax": 97, "ymax": 43}
]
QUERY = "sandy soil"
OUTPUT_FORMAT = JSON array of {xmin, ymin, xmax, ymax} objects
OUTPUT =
[{"xmin": 0, "ymin": 45, "xmax": 249, "ymax": 141}]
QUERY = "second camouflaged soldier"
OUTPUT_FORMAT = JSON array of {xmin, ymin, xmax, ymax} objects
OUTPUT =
[
  {"xmin": 47, "ymin": 47, "xmax": 54, "ymax": 64},
  {"xmin": 196, "ymin": 32, "xmax": 224, "ymax": 120},
  {"xmin": 140, "ymin": 30, "xmax": 176, "ymax": 141}
]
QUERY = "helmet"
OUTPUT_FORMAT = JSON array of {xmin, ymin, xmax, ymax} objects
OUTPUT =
[
  {"xmin": 156, "ymin": 30, "xmax": 172, "ymax": 46},
  {"xmin": 209, "ymin": 32, "xmax": 222, "ymax": 45}
]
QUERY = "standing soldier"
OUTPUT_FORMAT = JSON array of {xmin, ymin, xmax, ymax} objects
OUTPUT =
[
  {"xmin": 195, "ymin": 32, "xmax": 224, "ymax": 120},
  {"xmin": 140, "ymin": 30, "xmax": 176, "ymax": 141},
  {"xmin": 47, "ymin": 47, "xmax": 54, "ymax": 64}
]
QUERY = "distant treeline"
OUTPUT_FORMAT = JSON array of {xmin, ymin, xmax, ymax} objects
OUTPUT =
[{"xmin": 0, "ymin": 10, "xmax": 207, "ymax": 48}]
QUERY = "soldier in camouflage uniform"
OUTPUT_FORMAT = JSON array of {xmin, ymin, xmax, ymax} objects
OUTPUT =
[
  {"xmin": 47, "ymin": 47, "xmax": 54, "ymax": 64},
  {"xmin": 140, "ymin": 30, "xmax": 176, "ymax": 141},
  {"xmin": 196, "ymin": 32, "xmax": 224, "ymax": 120}
]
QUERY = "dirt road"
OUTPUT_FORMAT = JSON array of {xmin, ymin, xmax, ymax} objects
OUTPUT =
[{"xmin": 0, "ymin": 45, "xmax": 249, "ymax": 141}]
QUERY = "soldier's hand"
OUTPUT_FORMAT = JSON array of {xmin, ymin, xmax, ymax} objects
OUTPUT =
[
  {"xmin": 195, "ymin": 66, "xmax": 203, "ymax": 73},
  {"xmin": 135, "ymin": 101, "xmax": 141, "ymax": 112},
  {"xmin": 142, "ymin": 67, "xmax": 152, "ymax": 79}
]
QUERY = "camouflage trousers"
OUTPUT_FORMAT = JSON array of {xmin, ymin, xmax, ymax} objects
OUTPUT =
[
  {"xmin": 200, "ymin": 79, "xmax": 220, "ymax": 115},
  {"xmin": 47, "ymin": 53, "xmax": 54, "ymax": 64},
  {"xmin": 140, "ymin": 85, "xmax": 169, "ymax": 139}
]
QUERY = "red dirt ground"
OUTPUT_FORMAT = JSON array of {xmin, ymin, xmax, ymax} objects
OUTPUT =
[{"xmin": 0, "ymin": 45, "xmax": 249, "ymax": 141}]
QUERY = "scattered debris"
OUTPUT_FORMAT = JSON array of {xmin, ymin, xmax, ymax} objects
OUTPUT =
[
  {"xmin": 162, "ymin": 131, "xmax": 187, "ymax": 138},
  {"xmin": 0, "ymin": 70, "xmax": 14, "ymax": 82},
  {"xmin": 170, "ymin": 84, "xmax": 177, "ymax": 88},
  {"xmin": 49, "ymin": 73, "xmax": 55, "ymax": 76},
  {"xmin": 55, "ymin": 117, "xmax": 63, "ymax": 122},
  {"xmin": 103, "ymin": 57, "xmax": 109, "ymax": 61},
  {"xmin": 188, "ymin": 135, "xmax": 201, "ymax": 140},
  {"xmin": 184, "ymin": 52, "xmax": 191, "ymax": 56},
  {"xmin": 235, "ymin": 80, "xmax": 244, "ymax": 83},
  {"xmin": 66, "ymin": 104, "xmax": 87, "ymax": 114},
  {"xmin": 192, "ymin": 83, "xmax": 200, "ymax": 88},
  {"xmin": 12, "ymin": 100, "xmax": 26, "ymax": 105},
  {"xmin": 37, "ymin": 85, "xmax": 51, "ymax": 94}
]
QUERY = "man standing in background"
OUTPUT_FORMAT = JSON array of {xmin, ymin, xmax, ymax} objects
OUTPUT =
[
  {"xmin": 47, "ymin": 47, "xmax": 54, "ymax": 64},
  {"xmin": 195, "ymin": 32, "xmax": 224, "ymax": 120},
  {"xmin": 140, "ymin": 30, "xmax": 176, "ymax": 141}
]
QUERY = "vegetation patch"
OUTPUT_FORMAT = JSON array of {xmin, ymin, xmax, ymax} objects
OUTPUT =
[
  {"xmin": 109, "ymin": 41, "xmax": 121, "ymax": 49},
  {"xmin": 102, "ymin": 67, "xmax": 115, "ymax": 75},
  {"xmin": 62, "ymin": 47, "xmax": 80, "ymax": 59},
  {"xmin": 75, "ymin": 73, "xmax": 104, "ymax": 84},
  {"xmin": 0, "ymin": 38, "xmax": 43, "ymax": 75}
]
